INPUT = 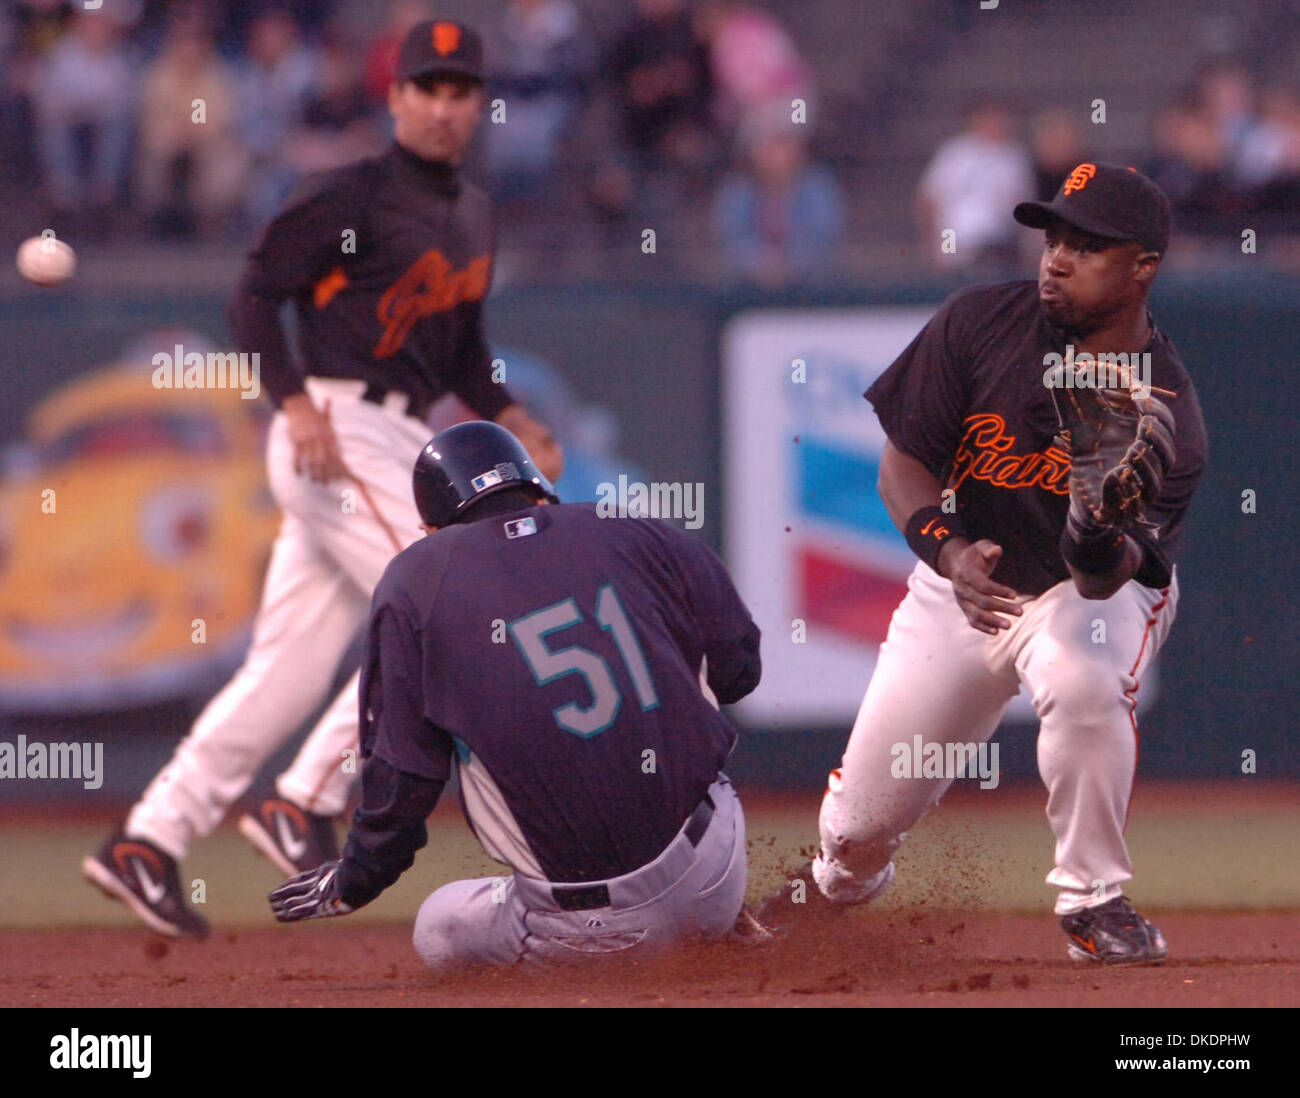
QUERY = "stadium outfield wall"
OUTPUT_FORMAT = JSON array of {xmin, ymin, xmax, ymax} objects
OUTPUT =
[{"xmin": 0, "ymin": 271, "xmax": 1293, "ymax": 784}]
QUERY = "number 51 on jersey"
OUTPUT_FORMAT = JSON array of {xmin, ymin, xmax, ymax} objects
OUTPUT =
[{"xmin": 507, "ymin": 584, "xmax": 660, "ymax": 738}]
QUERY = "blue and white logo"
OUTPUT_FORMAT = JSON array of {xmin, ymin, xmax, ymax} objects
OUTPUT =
[
  {"xmin": 503, "ymin": 517, "xmax": 537, "ymax": 539},
  {"xmin": 471, "ymin": 462, "xmax": 520, "ymax": 493}
]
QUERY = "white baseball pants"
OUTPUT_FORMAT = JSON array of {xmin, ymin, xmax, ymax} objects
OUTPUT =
[
  {"xmin": 127, "ymin": 379, "xmax": 431, "ymax": 859},
  {"xmin": 815, "ymin": 560, "xmax": 1178, "ymax": 915},
  {"xmin": 412, "ymin": 779, "xmax": 748, "ymax": 969}
]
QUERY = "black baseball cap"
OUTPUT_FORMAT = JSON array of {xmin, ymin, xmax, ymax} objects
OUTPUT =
[
  {"xmin": 1014, "ymin": 162, "xmax": 1172, "ymax": 255},
  {"xmin": 396, "ymin": 19, "xmax": 483, "ymax": 84}
]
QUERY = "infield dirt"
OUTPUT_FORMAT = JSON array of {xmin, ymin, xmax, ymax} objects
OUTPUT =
[
  {"xmin": 3, "ymin": 912, "xmax": 1297, "ymax": 1008},
  {"xmin": 3, "ymin": 783, "xmax": 1296, "ymax": 1007}
]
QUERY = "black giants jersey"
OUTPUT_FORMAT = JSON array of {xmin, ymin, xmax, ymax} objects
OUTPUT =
[
  {"xmin": 228, "ymin": 142, "xmax": 509, "ymax": 419},
  {"xmin": 866, "ymin": 280, "xmax": 1207, "ymax": 596},
  {"xmin": 357, "ymin": 503, "xmax": 761, "ymax": 883}
]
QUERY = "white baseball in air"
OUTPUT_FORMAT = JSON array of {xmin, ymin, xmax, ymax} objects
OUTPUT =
[{"xmin": 16, "ymin": 234, "xmax": 77, "ymax": 287}]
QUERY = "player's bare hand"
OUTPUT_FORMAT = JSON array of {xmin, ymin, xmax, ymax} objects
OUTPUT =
[
  {"xmin": 938, "ymin": 538, "xmax": 1023, "ymax": 635},
  {"xmin": 283, "ymin": 394, "xmax": 351, "ymax": 483},
  {"xmin": 495, "ymin": 405, "xmax": 565, "ymax": 484}
]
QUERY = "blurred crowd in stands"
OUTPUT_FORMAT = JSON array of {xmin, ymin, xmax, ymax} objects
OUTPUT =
[
  {"xmin": 918, "ymin": 63, "xmax": 1300, "ymax": 272},
  {"xmin": 0, "ymin": 0, "xmax": 840, "ymax": 285},
  {"xmin": 1149, "ymin": 61, "xmax": 1300, "ymax": 239},
  {"xmin": 1, "ymin": 0, "xmax": 1296, "ymax": 285},
  {"xmin": 2, "ymin": 0, "xmax": 436, "ymax": 238}
]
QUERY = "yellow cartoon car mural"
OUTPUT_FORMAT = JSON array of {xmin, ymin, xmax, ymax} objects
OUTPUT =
[{"xmin": 0, "ymin": 361, "xmax": 277, "ymax": 711}]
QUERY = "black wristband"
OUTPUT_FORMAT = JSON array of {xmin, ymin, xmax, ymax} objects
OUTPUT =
[
  {"xmin": 905, "ymin": 506, "xmax": 966, "ymax": 574},
  {"xmin": 1060, "ymin": 513, "xmax": 1128, "ymax": 574}
]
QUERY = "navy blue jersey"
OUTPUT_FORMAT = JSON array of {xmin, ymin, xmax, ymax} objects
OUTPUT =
[{"xmin": 357, "ymin": 502, "xmax": 761, "ymax": 883}]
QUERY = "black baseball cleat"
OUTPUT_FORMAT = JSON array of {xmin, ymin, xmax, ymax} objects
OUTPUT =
[
  {"xmin": 1061, "ymin": 895, "xmax": 1168, "ymax": 966},
  {"xmin": 82, "ymin": 833, "xmax": 211, "ymax": 940},
  {"xmin": 238, "ymin": 798, "xmax": 340, "ymax": 877}
]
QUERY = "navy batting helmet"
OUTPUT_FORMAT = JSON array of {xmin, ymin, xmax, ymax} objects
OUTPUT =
[{"xmin": 412, "ymin": 421, "xmax": 558, "ymax": 527}]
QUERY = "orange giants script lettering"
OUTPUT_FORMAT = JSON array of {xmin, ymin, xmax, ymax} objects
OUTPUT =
[
  {"xmin": 949, "ymin": 413, "xmax": 1071, "ymax": 495},
  {"xmin": 373, "ymin": 249, "xmax": 491, "ymax": 358}
]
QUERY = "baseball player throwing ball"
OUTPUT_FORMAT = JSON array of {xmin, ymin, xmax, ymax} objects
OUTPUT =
[
  {"xmin": 761, "ymin": 164, "xmax": 1206, "ymax": 965},
  {"xmin": 84, "ymin": 20, "xmax": 561, "ymax": 938},
  {"xmin": 269, "ymin": 421, "xmax": 762, "ymax": 968}
]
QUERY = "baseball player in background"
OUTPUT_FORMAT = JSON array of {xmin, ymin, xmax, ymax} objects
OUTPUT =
[
  {"xmin": 268, "ymin": 422, "xmax": 762, "ymax": 967},
  {"xmin": 760, "ymin": 165, "xmax": 1206, "ymax": 965},
  {"xmin": 84, "ymin": 20, "xmax": 562, "ymax": 939}
]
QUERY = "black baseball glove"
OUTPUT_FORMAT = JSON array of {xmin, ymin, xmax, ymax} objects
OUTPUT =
[
  {"xmin": 1052, "ymin": 377, "xmax": 1177, "ymax": 549},
  {"xmin": 269, "ymin": 860, "xmax": 354, "ymax": 923}
]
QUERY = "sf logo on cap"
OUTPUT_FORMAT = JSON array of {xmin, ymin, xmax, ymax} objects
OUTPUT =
[
  {"xmin": 432, "ymin": 22, "xmax": 461, "ymax": 56},
  {"xmin": 1064, "ymin": 163, "xmax": 1097, "ymax": 195}
]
